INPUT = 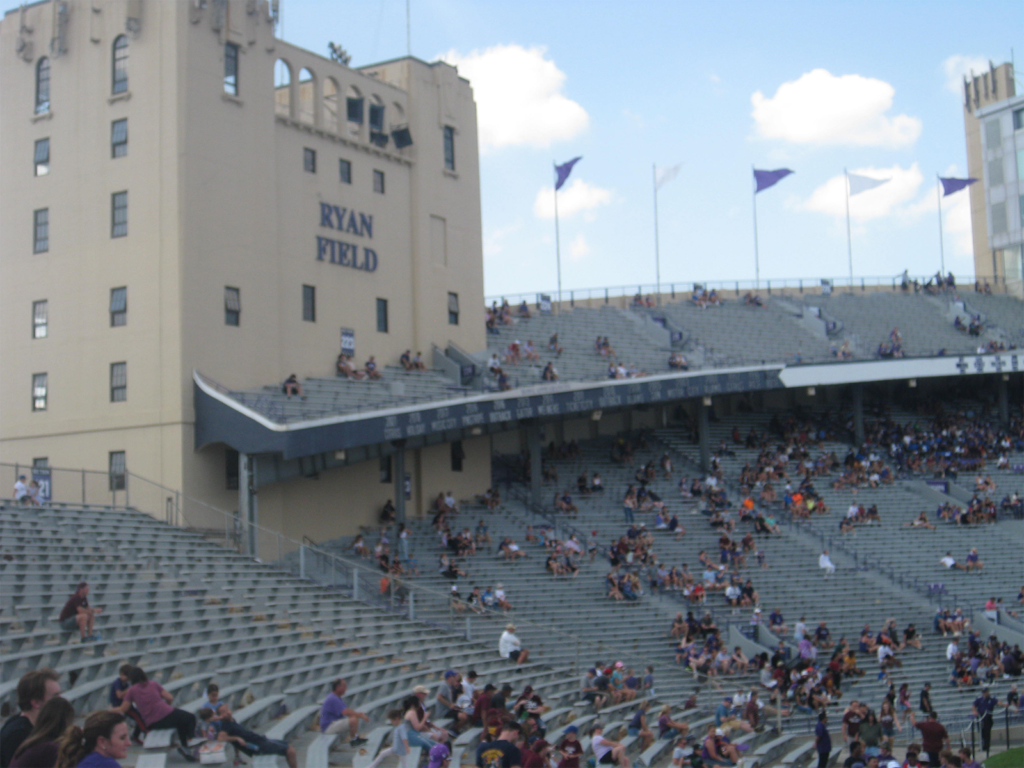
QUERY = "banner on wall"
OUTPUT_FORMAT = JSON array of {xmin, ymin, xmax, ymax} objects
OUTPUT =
[{"xmin": 340, "ymin": 328, "xmax": 356, "ymax": 357}]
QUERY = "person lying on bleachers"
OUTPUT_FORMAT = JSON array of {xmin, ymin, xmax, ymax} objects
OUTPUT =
[
  {"xmin": 199, "ymin": 703, "xmax": 298, "ymax": 768},
  {"xmin": 110, "ymin": 666, "xmax": 197, "ymax": 762}
]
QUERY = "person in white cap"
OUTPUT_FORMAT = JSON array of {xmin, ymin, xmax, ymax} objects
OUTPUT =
[
  {"xmin": 819, "ymin": 550, "xmax": 836, "ymax": 577},
  {"xmin": 499, "ymin": 624, "xmax": 529, "ymax": 665}
]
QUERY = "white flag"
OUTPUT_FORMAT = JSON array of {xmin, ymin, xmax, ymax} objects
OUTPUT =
[
  {"xmin": 848, "ymin": 172, "xmax": 890, "ymax": 196},
  {"xmin": 656, "ymin": 163, "xmax": 682, "ymax": 189}
]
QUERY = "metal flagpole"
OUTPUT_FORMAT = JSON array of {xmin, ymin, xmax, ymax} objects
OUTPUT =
[
  {"xmin": 554, "ymin": 163, "xmax": 562, "ymax": 313},
  {"xmin": 752, "ymin": 165, "xmax": 760, "ymax": 290},
  {"xmin": 653, "ymin": 164, "xmax": 661, "ymax": 305},
  {"xmin": 936, "ymin": 174, "xmax": 946, "ymax": 275},
  {"xmin": 844, "ymin": 168, "xmax": 854, "ymax": 290}
]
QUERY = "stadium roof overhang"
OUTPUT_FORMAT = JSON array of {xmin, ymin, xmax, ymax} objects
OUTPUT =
[{"xmin": 194, "ymin": 351, "xmax": 1021, "ymax": 462}]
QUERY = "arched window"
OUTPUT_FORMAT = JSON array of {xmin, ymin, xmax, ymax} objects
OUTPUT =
[
  {"xmin": 112, "ymin": 35, "xmax": 128, "ymax": 94},
  {"xmin": 35, "ymin": 57, "xmax": 50, "ymax": 114},
  {"xmin": 323, "ymin": 77, "xmax": 339, "ymax": 132},
  {"xmin": 297, "ymin": 67, "xmax": 315, "ymax": 124},
  {"xmin": 274, "ymin": 59, "xmax": 292, "ymax": 118}
]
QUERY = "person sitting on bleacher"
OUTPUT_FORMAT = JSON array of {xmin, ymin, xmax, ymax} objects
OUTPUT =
[
  {"xmin": 110, "ymin": 666, "xmax": 197, "ymax": 763},
  {"xmin": 59, "ymin": 582, "xmax": 103, "ymax": 642},
  {"xmin": 476, "ymin": 721, "xmax": 522, "ymax": 768},
  {"xmin": 591, "ymin": 723, "xmax": 631, "ymax": 768},
  {"xmin": 198, "ymin": 703, "xmax": 298, "ymax": 768},
  {"xmin": 107, "ymin": 665, "xmax": 145, "ymax": 744},
  {"xmin": 499, "ymin": 623, "xmax": 530, "ymax": 665},
  {"xmin": 55, "ymin": 711, "xmax": 130, "ymax": 768},
  {"xmin": 319, "ymin": 679, "xmax": 368, "ymax": 747}
]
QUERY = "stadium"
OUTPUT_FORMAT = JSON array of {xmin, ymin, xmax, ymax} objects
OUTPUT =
[{"xmin": 1, "ymin": 3, "xmax": 1022, "ymax": 768}]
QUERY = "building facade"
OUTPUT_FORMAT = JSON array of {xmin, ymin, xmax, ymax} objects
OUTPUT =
[
  {"xmin": 0, "ymin": 0, "xmax": 488, "ymax": 540},
  {"xmin": 962, "ymin": 62, "xmax": 1021, "ymax": 295}
]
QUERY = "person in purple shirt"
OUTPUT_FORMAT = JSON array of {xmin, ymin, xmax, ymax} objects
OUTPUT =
[
  {"xmin": 814, "ymin": 712, "xmax": 831, "ymax": 768},
  {"xmin": 320, "ymin": 679, "xmax": 368, "ymax": 746},
  {"xmin": 56, "ymin": 711, "xmax": 129, "ymax": 768}
]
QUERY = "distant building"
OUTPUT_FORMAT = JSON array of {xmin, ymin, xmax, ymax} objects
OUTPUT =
[{"xmin": 962, "ymin": 62, "xmax": 1022, "ymax": 296}]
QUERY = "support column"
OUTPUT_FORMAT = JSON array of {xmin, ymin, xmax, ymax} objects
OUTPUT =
[
  {"xmin": 997, "ymin": 377, "xmax": 1009, "ymax": 424},
  {"xmin": 392, "ymin": 442, "xmax": 407, "ymax": 524},
  {"xmin": 238, "ymin": 453, "xmax": 257, "ymax": 557},
  {"xmin": 852, "ymin": 385, "xmax": 865, "ymax": 447},
  {"xmin": 698, "ymin": 399, "xmax": 711, "ymax": 474},
  {"xmin": 527, "ymin": 423, "xmax": 543, "ymax": 506}
]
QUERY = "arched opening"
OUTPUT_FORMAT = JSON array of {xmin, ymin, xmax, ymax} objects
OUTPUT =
[
  {"xmin": 274, "ymin": 59, "xmax": 292, "ymax": 118},
  {"xmin": 297, "ymin": 67, "xmax": 315, "ymax": 124},
  {"xmin": 112, "ymin": 35, "xmax": 128, "ymax": 94},
  {"xmin": 346, "ymin": 85, "xmax": 363, "ymax": 135},
  {"xmin": 35, "ymin": 57, "xmax": 50, "ymax": 114},
  {"xmin": 323, "ymin": 77, "xmax": 339, "ymax": 133},
  {"xmin": 368, "ymin": 95, "xmax": 387, "ymax": 147}
]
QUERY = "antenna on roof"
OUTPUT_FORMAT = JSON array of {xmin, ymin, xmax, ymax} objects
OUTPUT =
[{"xmin": 328, "ymin": 42, "xmax": 352, "ymax": 66}]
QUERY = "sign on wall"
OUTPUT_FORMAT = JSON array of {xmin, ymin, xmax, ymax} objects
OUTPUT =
[
  {"xmin": 32, "ymin": 469, "xmax": 51, "ymax": 502},
  {"xmin": 341, "ymin": 328, "xmax": 356, "ymax": 357},
  {"xmin": 317, "ymin": 202, "xmax": 379, "ymax": 272},
  {"xmin": 539, "ymin": 295, "xmax": 552, "ymax": 314}
]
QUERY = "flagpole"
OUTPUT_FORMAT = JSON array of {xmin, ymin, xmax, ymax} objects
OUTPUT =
[
  {"xmin": 553, "ymin": 162, "xmax": 562, "ymax": 314},
  {"xmin": 752, "ymin": 165, "xmax": 760, "ymax": 290},
  {"xmin": 844, "ymin": 168, "xmax": 854, "ymax": 290},
  {"xmin": 936, "ymin": 174, "xmax": 946, "ymax": 276},
  {"xmin": 653, "ymin": 163, "xmax": 661, "ymax": 305}
]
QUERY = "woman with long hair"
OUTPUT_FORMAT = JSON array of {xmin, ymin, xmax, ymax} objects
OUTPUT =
[
  {"xmin": 10, "ymin": 697, "xmax": 76, "ymax": 768},
  {"xmin": 109, "ymin": 667, "xmax": 196, "ymax": 762},
  {"xmin": 56, "ymin": 711, "xmax": 129, "ymax": 768}
]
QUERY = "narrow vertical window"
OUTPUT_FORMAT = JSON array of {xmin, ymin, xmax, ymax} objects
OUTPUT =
[
  {"xmin": 110, "ymin": 362, "xmax": 127, "ymax": 402},
  {"xmin": 34, "ymin": 138, "xmax": 50, "ymax": 176},
  {"xmin": 111, "ymin": 191, "xmax": 128, "ymax": 237},
  {"xmin": 346, "ymin": 97, "xmax": 364, "ymax": 124},
  {"xmin": 32, "ymin": 373, "xmax": 48, "ymax": 411},
  {"xmin": 369, "ymin": 103, "xmax": 385, "ymax": 132},
  {"xmin": 225, "ymin": 287, "xmax": 240, "ymax": 326},
  {"xmin": 451, "ymin": 441, "xmax": 464, "ymax": 472},
  {"xmin": 111, "ymin": 119, "xmax": 128, "ymax": 158},
  {"xmin": 225, "ymin": 448, "xmax": 240, "ymax": 490},
  {"xmin": 443, "ymin": 126, "xmax": 455, "ymax": 171},
  {"xmin": 379, "ymin": 455, "xmax": 392, "ymax": 483},
  {"xmin": 224, "ymin": 42, "xmax": 239, "ymax": 95},
  {"xmin": 376, "ymin": 298, "xmax": 388, "ymax": 333},
  {"xmin": 108, "ymin": 451, "xmax": 126, "ymax": 490},
  {"xmin": 35, "ymin": 58, "xmax": 50, "ymax": 114},
  {"xmin": 303, "ymin": 147, "xmax": 316, "ymax": 173},
  {"xmin": 373, "ymin": 169, "xmax": 385, "ymax": 194},
  {"xmin": 33, "ymin": 208, "xmax": 49, "ymax": 253},
  {"xmin": 112, "ymin": 35, "xmax": 129, "ymax": 94},
  {"xmin": 448, "ymin": 292, "xmax": 460, "ymax": 325},
  {"xmin": 110, "ymin": 287, "xmax": 127, "ymax": 326},
  {"xmin": 339, "ymin": 158, "xmax": 352, "ymax": 184},
  {"xmin": 32, "ymin": 300, "xmax": 48, "ymax": 338},
  {"xmin": 302, "ymin": 285, "xmax": 316, "ymax": 322}
]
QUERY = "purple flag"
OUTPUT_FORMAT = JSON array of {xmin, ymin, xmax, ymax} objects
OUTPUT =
[
  {"xmin": 754, "ymin": 168, "xmax": 794, "ymax": 193},
  {"xmin": 554, "ymin": 157, "xmax": 582, "ymax": 191},
  {"xmin": 939, "ymin": 177, "xmax": 978, "ymax": 196}
]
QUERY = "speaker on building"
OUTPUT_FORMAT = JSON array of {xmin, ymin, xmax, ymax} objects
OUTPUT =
[{"xmin": 391, "ymin": 127, "xmax": 413, "ymax": 149}]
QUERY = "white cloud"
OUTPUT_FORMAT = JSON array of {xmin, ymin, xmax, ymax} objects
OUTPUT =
[
  {"xmin": 441, "ymin": 44, "xmax": 589, "ymax": 152},
  {"xmin": 484, "ymin": 221, "xmax": 522, "ymax": 258},
  {"xmin": 568, "ymin": 233, "xmax": 590, "ymax": 261},
  {"xmin": 533, "ymin": 178, "xmax": 612, "ymax": 219},
  {"xmin": 709, "ymin": 73, "xmax": 721, "ymax": 84},
  {"xmin": 942, "ymin": 54, "xmax": 989, "ymax": 94},
  {"xmin": 802, "ymin": 164, "xmax": 924, "ymax": 222},
  {"xmin": 751, "ymin": 69, "xmax": 922, "ymax": 148}
]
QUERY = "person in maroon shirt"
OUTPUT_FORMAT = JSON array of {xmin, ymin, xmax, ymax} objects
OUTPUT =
[
  {"xmin": 558, "ymin": 726, "xmax": 584, "ymax": 768},
  {"xmin": 58, "ymin": 582, "xmax": 103, "ymax": 641},
  {"xmin": 907, "ymin": 711, "xmax": 949, "ymax": 768},
  {"xmin": 520, "ymin": 740, "xmax": 550, "ymax": 768}
]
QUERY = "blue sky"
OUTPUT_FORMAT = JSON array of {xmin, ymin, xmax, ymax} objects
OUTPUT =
[{"xmin": 280, "ymin": 0, "xmax": 1022, "ymax": 297}]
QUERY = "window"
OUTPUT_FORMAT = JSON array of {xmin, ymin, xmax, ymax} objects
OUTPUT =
[
  {"xmin": 303, "ymin": 147, "xmax": 316, "ymax": 173},
  {"xmin": 447, "ymin": 292, "xmax": 459, "ymax": 325},
  {"xmin": 225, "ymin": 448, "xmax": 239, "ymax": 490},
  {"xmin": 302, "ymin": 284, "xmax": 316, "ymax": 322},
  {"xmin": 985, "ymin": 118, "xmax": 1002, "ymax": 147},
  {"xmin": 110, "ymin": 362, "xmax": 127, "ymax": 402},
  {"xmin": 346, "ymin": 97, "xmax": 364, "ymax": 124},
  {"xmin": 34, "ymin": 138, "xmax": 50, "ymax": 176},
  {"xmin": 32, "ymin": 373, "xmax": 47, "ymax": 411},
  {"xmin": 443, "ymin": 126, "xmax": 455, "ymax": 171},
  {"xmin": 992, "ymin": 201, "xmax": 1008, "ymax": 234},
  {"xmin": 111, "ymin": 192, "xmax": 128, "ymax": 237},
  {"xmin": 108, "ymin": 451, "xmax": 126, "ymax": 491},
  {"xmin": 379, "ymin": 455, "xmax": 392, "ymax": 483},
  {"xmin": 32, "ymin": 300, "xmax": 48, "ymax": 339},
  {"xmin": 110, "ymin": 287, "xmax": 127, "ymax": 326},
  {"xmin": 111, "ymin": 119, "xmax": 128, "ymax": 158},
  {"xmin": 1014, "ymin": 107, "xmax": 1024, "ymax": 132},
  {"xmin": 339, "ymin": 158, "xmax": 352, "ymax": 184},
  {"xmin": 112, "ymin": 35, "xmax": 128, "ymax": 94},
  {"xmin": 376, "ymin": 298, "xmax": 388, "ymax": 333},
  {"xmin": 33, "ymin": 208, "xmax": 49, "ymax": 253},
  {"xmin": 32, "ymin": 457, "xmax": 48, "ymax": 470},
  {"xmin": 373, "ymin": 169, "xmax": 385, "ymax": 194},
  {"xmin": 450, "ymin": 441, "xmax": 464, "ymax": 472},
  {"xmin": 369, "ymin": 103, "xmax": 385, "ymax": 132},
  {"xmin": 35, "ymin": 58, "xmax": 50, "ymax": 114},
  {"xmin": 225, "ymin": 287, "xmax": 240, "ymax": 326},
  {"xmin": 224, "ymin": 42, "xmax": 239, "ymax": 95},
  {"xmin": 988, "ymin": 157, "xmax": 1004, "ymax": 187}
]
